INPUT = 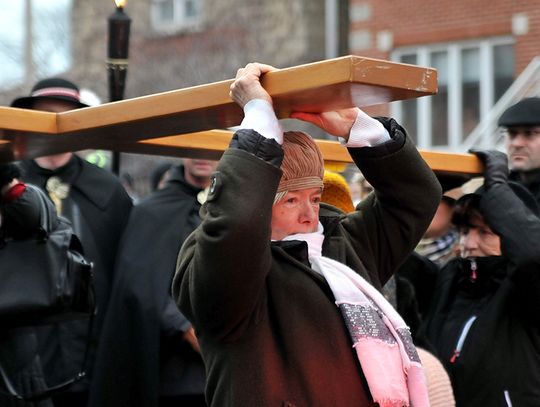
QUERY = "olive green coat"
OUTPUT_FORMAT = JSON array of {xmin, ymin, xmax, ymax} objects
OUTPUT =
[{"xmin": 173, "ymin": 124, "xmax": 441, "ymax": 407}]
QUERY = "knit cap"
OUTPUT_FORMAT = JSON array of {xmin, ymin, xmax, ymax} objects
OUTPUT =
[
  {"xmin": 278, "ymin": 131, "xmax": 324, "ymax": 193},
  {"xmin": 416, "ymin": 348, "xmax": 456, "ymax": 407},
  {"xmin": 322, "ymin": 170, "xmax": 355, "ymax": 213}
]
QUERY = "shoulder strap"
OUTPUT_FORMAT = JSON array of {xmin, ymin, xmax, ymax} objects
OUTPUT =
[{"xmin": 25, "ymin": 184, "xmax": 54, "ymax": 235}]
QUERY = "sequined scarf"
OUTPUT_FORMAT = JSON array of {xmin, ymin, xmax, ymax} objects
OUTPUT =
[{"xmin": 283, "ymin": 223, "xmax": 429, "ymax": 407}]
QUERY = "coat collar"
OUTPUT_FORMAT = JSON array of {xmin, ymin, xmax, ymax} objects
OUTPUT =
[
  {"xmin": 22, "ymin": 155, "xmax": 120, "ymax": 210},
  {"xmin": 161, "ymin": 165, "xmax": 205, "ymax": 197},
  {"xmin": 270, "ymin": 210, "xmax": 347, "ymax": 297},
  {"xmin": 509, "ymin": 168, "xmax": 540, "ymax": 192}
]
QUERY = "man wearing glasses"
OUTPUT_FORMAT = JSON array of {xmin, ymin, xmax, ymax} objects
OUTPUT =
[{"xmin": 499, "ymin": 97, "xmax": 540, "ymax": 205}]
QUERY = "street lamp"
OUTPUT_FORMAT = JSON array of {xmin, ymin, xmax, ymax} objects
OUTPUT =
[{"xmin": 107, "ymin": 0, "xmax": 131, "ymax": 174}]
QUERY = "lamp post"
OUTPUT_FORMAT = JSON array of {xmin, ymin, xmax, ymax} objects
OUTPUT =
[{"xmin": 107, "ymin": 0, "xmax": 131, "ymax": 175}]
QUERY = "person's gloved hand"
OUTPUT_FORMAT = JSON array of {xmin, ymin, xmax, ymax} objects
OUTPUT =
[
  {"xmin": 0, "ymin": 163, "xmax": 21, "ymax": 191},
  {"xmin": 469, "ymin": 148, "xmax": 508, "ymax": 189}
]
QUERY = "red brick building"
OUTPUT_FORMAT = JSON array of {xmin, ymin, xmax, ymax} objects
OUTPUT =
[{"xmin": 348, "ymin": 0, "xmax": 540, "ymax": 150}]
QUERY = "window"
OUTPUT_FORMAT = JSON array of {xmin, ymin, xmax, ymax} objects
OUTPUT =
[
  {"xmin": 391, "ymin": 37, "xmax": 514, "ymax": 150},
  {"xmin": 431, "ymin": 51, "xmax": 449, "ymax": 147},
  {"xmin": 151, "ymin": 0, "xmax": 203, "ymax": 33},
  {"xmin": 461, "ymin": 48, "xmax": 480, "ymax": 137},
  {"xmin": 399, "ymin": 55, "xmax": 418, "ymax": 144}
]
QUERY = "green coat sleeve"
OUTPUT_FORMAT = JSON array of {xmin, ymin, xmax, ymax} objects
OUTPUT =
[
  {"xmin": 340, "ymin": 117, "xmax": 442, "ymax": 286},
  {"xmin": 173, "ymin": 147, "xmax": 282, "ymax": 340}
]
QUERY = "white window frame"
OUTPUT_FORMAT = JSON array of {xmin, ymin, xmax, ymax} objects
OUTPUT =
[
  {"xmin": 391, "ymin": 36, "xmax": 514, "ymax": 150},
  {"xmin": 151, "ymin": 0, "xmax": 203, "ymax": 34}
]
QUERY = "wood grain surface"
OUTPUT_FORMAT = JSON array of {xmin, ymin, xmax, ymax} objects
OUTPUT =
[{"xmin": 0, "ymin": 55, "xmax": 438, "ymax": 162}]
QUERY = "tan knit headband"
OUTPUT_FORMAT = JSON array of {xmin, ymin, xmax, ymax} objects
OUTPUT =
[{"xmin": 277, "ymin": 177, "xmax": 324, "ymax": 193}]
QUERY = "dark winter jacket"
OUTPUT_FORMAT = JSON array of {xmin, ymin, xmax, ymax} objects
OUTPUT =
[
  {"xmin": 89, "ymin": 166, "xmax": 205, "ymax": 407},
  {"xmin": 510, "ymin": 168, "xmax": 540, "ymax": 207},
  {"xmin": 0, "ymin": 184, "xmax": 62, "ymax": 407},
  {"xmin": 20, "ymin": 156, "xmax": 132, "ymax": 392},
  {"xmin": 422, "ymin": 182, "xmax": 540, "ymax": 407},
  {"xmin": 173, "ymin": 120, "xmax": 441, "ymax": 407}
]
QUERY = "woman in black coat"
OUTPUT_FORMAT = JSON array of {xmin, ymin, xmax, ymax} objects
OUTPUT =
[
  {"xmin": 421, "ymin": 150, "xmax": 540, "ymax": 407},
  {"xmin": 0, "ymin": 163, "xmax": 54, "ymax": 407}
]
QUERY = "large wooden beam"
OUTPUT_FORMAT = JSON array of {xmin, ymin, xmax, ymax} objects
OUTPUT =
[
  {"xmin": 111, "ymin": 130, "xmax": 483, "ymax": 175},
  {"xmin": 0, "ymin": 128, "xmax": 482, "ymax": 175},
  {"xmin": 0, "ymin": 55, "xmax": 436, "ymax": 162},
  {"xmin": 0, "ymin": 108, "xmax": 57, "ymax": 133}
]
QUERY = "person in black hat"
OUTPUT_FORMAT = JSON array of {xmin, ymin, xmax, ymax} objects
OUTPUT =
[
  {"xmin": 11, "ymin": 78, "xmax": 89, "ymax": 170},
  {"xmin": 10, "ymin": 78, "xmax": 133, "ymax": 407},
  {"xmin": 498, "ymin": 97, "xmax": 540, "ymax": 205},
  {"xmin": 420, "ymin": 149, "xmax": 540, "ymax": 406}
]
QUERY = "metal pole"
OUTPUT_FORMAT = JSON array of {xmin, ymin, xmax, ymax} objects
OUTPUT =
[{"xmin": 107, "ymin": 1, "xmax": 131, "ymax": 174}]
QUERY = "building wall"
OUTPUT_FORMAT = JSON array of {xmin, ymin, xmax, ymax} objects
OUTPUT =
[
  {"xmin": 1, "ymin": 0, "xmax": 327, "ymax": 103},
  {"xmin": 72, "ymin": 0, "xmax": 329, "ymax": 196},
  {"xmin": 348, "ymin": 0, "xmax": 540, "ymax": 116},
  {"xmin": 0, "ymin": 0, "xmax": 332, "ymax": 196},
  {"xmin": 70, "ymin": 0, "xmax": 327, "ymax": 100},
  {"xmin": 350, "ymin": 0, "xmax": 540, "ymax": 70}
]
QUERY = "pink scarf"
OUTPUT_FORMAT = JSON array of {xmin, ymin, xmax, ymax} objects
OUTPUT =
[{"xmin": 283, "ymin": 223, "xmax": 430, "ymax": 407}]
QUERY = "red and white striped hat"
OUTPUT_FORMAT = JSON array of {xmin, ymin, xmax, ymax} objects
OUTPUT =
[{"xmin": 11, "ymin": 78, "xmax": 88, "ymax": 109}]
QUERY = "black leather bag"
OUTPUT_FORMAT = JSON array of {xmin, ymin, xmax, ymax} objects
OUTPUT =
[
  {"xmin": 0, "ymin": 186, "xmax": 95, "ymax": 401},
  {"xmin": 0, "ymin": 186, "xmax": 95, "ymax": 326}
]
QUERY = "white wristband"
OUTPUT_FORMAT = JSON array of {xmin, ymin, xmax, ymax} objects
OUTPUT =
[
  {"xmin": 345, "ymin": 108, "xmax": 390, "ymax": 147},
  {"xmin": 240, "ymin": 99, "xmax": 283, "ymax": 144}
]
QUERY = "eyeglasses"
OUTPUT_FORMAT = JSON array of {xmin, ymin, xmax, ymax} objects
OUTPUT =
[{"xmin": 502, "ymin": 127, "xmax": 540, "ymax": 140}]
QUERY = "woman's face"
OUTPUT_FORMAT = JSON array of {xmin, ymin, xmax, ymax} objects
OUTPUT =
[
  {"xmin": 271, "ymin": 187, "xmax": 321, "ymax": 241},
  {"xmin": 459, "ymin": 216, "xmax": 501, "ymax": 258}
]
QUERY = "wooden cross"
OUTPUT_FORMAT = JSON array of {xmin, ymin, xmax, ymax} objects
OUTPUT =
[{"xmin": 0, "ymin": 55, "xmax": 481, "ymax": 175}]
